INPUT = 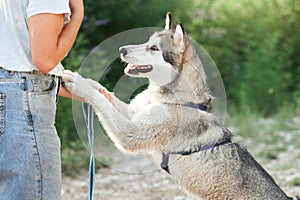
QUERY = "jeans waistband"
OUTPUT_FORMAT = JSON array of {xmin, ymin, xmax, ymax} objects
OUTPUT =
[
  {"xmin": 0, "ymin": 68, "xmax": 61, "ymax": 97},
  {"xmin": 0, "ymin": 68, "xmax": 58, "ymax": 78}
]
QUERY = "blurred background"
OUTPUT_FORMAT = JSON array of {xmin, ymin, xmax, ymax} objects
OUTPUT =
[{"xmin": 57, "ymin": 0, "xmax": 299, "ymax": 189}]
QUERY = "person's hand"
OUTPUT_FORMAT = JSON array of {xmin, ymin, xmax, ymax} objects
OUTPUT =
[{"xmin": 69, "ymin": 0, "xmax": 84, "ymax": 20}]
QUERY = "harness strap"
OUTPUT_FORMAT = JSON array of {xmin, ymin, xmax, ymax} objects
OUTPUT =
[
  {"xmin": 161, "ymin": 139, "xmax": 231, "ymax": 174},
  {"xmin": 161, "ymin": 153, "xmax": 170, "ymax": 174},
  {"xmin": 161, "ymin": 100, "xmax": 213, "ymax": 174},
  {"xmin": 183, "ymin": 102, "xmax": 209, "ymax": 112}
]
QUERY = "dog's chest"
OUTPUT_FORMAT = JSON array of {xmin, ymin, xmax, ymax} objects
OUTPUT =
[{"xmin": 128, "ymin": 89, "xmax": 158, "ymax": 115}]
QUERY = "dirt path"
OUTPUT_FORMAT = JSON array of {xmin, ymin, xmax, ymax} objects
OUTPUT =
[
  {"xmin": 62, "ymin": 154, "xmax": 300, "ymax": 200},
  {"xmin": 62, "ymin": 167, "xmax": 192, "ymax": 200},
  {"xmin": 62, "ymin": 118, "xmax": 300, "ymax": 199}
]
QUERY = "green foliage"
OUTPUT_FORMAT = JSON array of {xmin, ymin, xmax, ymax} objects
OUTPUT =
[
  {"xmin": 187, "ymin": 0, "xmax": 300, "ymax": 115},
  {"xmin": 228, "ymin": 105, "xmax": 299, "ymax": 169},
  {"xmin": 56, "ymin": 0, "xmax": 300, "ymax": 175},
  {"xmin": 61, "ymin": 141, "xmax": 107, "ymax": 177}
]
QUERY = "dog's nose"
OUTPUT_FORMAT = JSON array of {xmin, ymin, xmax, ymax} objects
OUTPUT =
[{"xmin": 119, "ymin": 48, "xmax": 127, "ymax": 56}]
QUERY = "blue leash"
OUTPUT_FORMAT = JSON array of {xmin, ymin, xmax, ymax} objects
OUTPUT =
[{"xmin": 83, "ymin": 103, "xmax": 95, "ymax": 200}]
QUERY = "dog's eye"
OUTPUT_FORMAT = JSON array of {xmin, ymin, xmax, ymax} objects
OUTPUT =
[{"xmin": 150, "ymin": 45, "xmax": 159, "ymax": 51}]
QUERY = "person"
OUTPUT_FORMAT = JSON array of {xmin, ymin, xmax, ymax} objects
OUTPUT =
[{"xmin": 0, "ymin": 0, "xmax": 84, "ymax": 199}]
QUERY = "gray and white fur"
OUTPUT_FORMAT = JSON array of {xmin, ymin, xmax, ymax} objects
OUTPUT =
[{"xmin": 62, "ymin": 12, "xmax": 298, "ymax": 200}]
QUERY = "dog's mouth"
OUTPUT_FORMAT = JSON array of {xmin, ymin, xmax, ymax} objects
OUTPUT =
[{"xmin": 124, "ymin": 63, "xmax": 153, "ymax": 75}]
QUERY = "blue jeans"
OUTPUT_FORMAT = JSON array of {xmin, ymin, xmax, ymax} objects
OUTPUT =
[{"xmin": 0, "ymin": 69, "xmax": 61, "ymax": 200}]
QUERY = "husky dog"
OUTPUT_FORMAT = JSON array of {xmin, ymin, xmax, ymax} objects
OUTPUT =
[{"xmin": 62, "ymin": 13, "xmax": 297, "ymax": 200}]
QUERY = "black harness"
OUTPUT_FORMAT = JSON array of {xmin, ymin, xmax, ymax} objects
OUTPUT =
[{"xmin": 160, "ymin": 102, "xmax": 231, "ymax": 174}]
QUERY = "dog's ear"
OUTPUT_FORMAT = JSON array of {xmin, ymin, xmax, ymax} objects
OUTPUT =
[
  {"xmin": 165, "ymin": 12, "xmax": 172, "ymax": 30},
  {"xmin": 174, "ymin": 23, "xmax": 185, "ymax": 50}
]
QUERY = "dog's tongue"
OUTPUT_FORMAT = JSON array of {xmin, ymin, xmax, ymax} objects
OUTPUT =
[
  {"xmin": 124, "ymin": 63, "xmax": 153, "ymax": 74},
  {"xmin": 128, "ymin": 65, "xmax": 138, "ymax": 70},
  {"xmin": 125, "ymin": 64, "xmax": 138, "ymax": 74}
]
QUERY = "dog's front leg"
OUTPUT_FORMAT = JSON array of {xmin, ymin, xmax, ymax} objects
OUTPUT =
[
  {"xmin": 80, "ymin": 88, "xmax": 151, "ymax": 153},
  {"xmin": 62, "ymin": 70, "xmax": 151, "ymax": 152},
  {"xmin": 90, "ymin": 83, "xmax": 130, "ymax": 118},
  {"xmin": 109, "ymin": 95, "xmax": 130, "ymax": 118},
  {"xmin": 91, "ymin": 93, "xmax": 142, "ymax": 152}
]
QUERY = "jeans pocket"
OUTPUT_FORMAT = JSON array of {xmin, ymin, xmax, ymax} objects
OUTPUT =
[
  {"xmin": 0, "ymin": 93, "xmax": 6, "ymax": 135},
  {"xmin": 31, "ymin": 77, "xmax": 58, "ymax": 95}
]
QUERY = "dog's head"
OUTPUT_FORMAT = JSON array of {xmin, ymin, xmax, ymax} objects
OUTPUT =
[{"xmin": 119, "ymin": 12, "xmax": 189, "ymax": 86}]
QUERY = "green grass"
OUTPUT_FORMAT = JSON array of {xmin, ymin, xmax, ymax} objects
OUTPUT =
[
  {"xmin": 291, "ymin": 177, "xmax": 300, "ymax": 186},
  {"xmin": 227, "ymin": 103, "xmax": 300, "ymax": 164},
  {"xmin": 61, "ymin": 141, "xmax": 107, "ymax": 177}
]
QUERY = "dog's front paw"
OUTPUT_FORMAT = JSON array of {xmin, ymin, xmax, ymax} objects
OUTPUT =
[
  {"xmin": 62, "ymin": 70, "xmax": 83, "ymax": 83},
  {"xmin": 62, "ymin": 70, "xmax": 94, "ymax": 98},
  {"xmin": 61, "ymin": 70, "xmax": 81, "ymax": 93}
]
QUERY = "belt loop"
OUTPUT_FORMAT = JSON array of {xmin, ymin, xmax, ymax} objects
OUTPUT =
[
  {"xmin": 22, "ymin": 74, "xmax": 34, "ymax": 92},
  {"xmin": 56, "ymin": 77, "xmax": 61, "ymax": 103},
  {"xmin": 8, "ymin": 71, "xmax": 15, "ymax": 75}
]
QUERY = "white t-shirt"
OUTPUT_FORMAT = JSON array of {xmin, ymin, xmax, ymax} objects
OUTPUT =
[{"xmin": 0, "ymin": 0, "xmax": 71, "ymax": 76}]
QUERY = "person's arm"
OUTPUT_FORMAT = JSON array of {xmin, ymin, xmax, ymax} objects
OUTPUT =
[
  {"xmin": 28, "ymin": 0, "xmax": 84, "ymax": 74},
  {"xmin": 59, "ymin": 85, "xmax": 84, "ymax": 101}
]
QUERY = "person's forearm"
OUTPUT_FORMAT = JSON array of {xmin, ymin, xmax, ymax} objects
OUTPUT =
[
  {"xmin": 59, "ymin": 85, "xmax": 84, "ymax": 102},
  {"xmin": 55, "ymin": 10, "xmax": 84, "ymax": 68}
]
